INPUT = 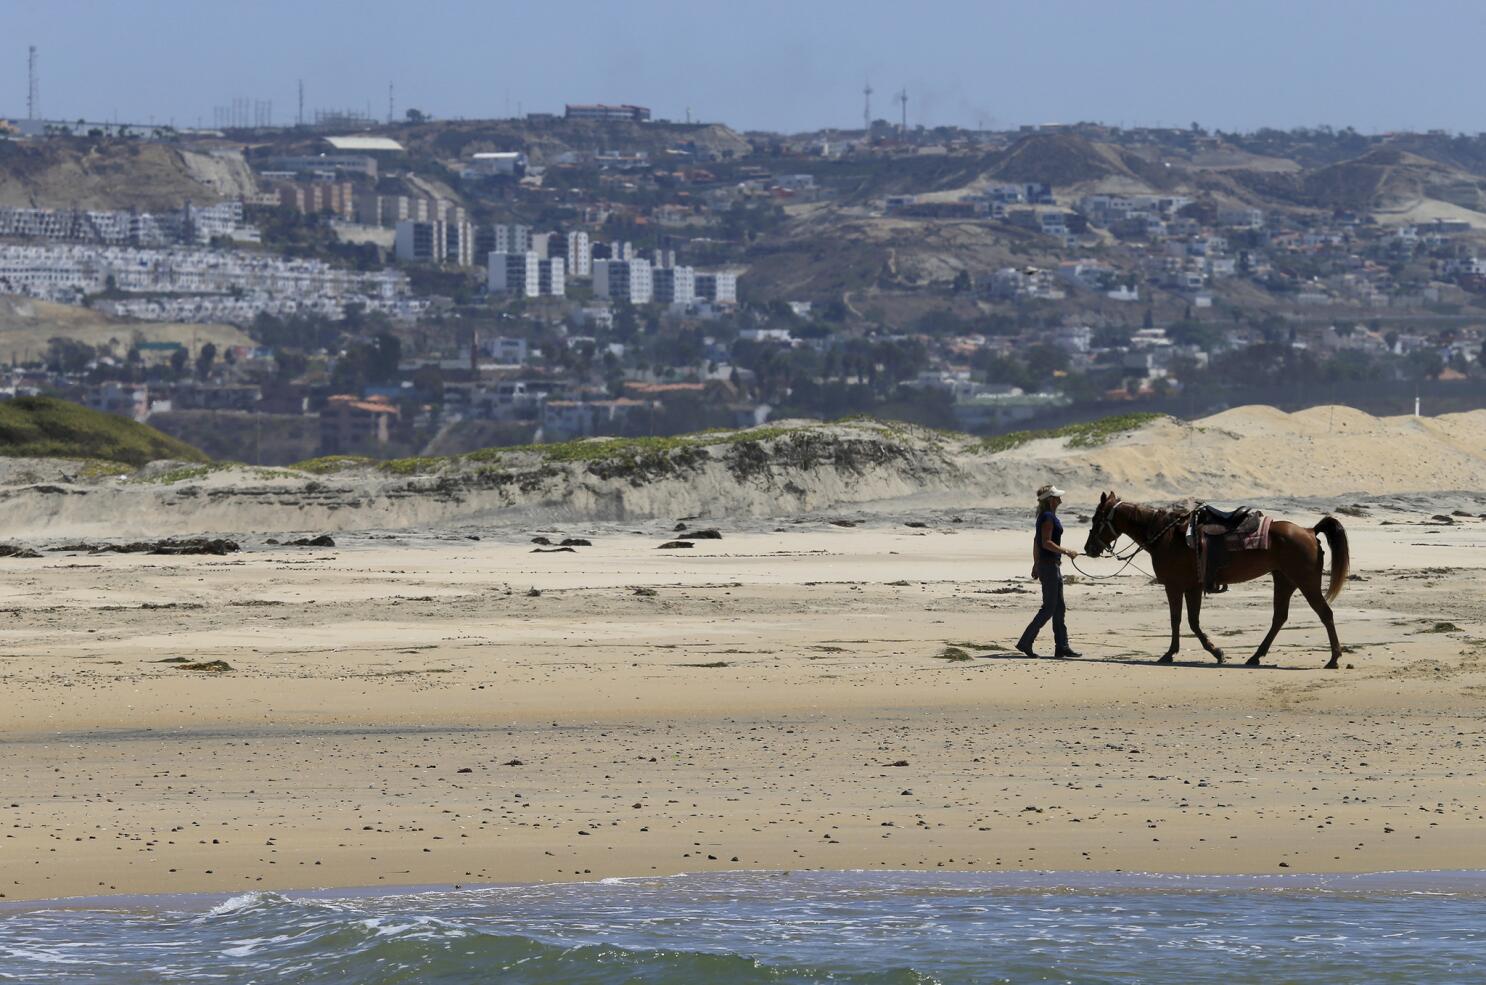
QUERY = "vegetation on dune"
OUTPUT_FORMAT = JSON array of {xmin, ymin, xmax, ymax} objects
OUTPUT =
[
  {"xmin": 0, "ymin": 396, "xmax": 208, "ymax": 467},
  {"xmin": 288, "ymin": 424, "xmax": 820, "ymax": 476},
  {"xmin": 268, "ymin": 413, "xmax": 1166, "ymax": 480},
  {"xmin": 976, "ymin": 413, "xmax": 1167, "ymax": 455}
]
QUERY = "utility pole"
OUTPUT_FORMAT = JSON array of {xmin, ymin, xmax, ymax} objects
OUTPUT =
[
  {"xmin": 388, "ymin": 81, "xmax": 394, "ymax": 124},
  {"xmin": 862, "ymin": 79, "xmax": 873, "ymax": 132},
  {"xmin": 27, "ymin": 45, "xmax": 39, "ymax": 120},
  {"xmin": 297, "ymin": 79, "xmax": 304, "ymax": 126},
  {"xmin": 896, "ymin": 87, "xmax": 908, "ymax": 135}
]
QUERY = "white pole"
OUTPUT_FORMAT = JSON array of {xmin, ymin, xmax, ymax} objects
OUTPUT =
[{"xmin": 1414, "ymin": 395, "xmax": 1420, "ymax": 417}]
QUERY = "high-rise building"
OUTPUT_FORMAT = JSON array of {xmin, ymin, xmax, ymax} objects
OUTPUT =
[
  {"xmin": 395, "ymin": 220, "xmax": 443, "ymax": 263},
  {"xmin": 695, "ymin": 271, "xmax": 738, "ymax": 305},
  {"xmin": 488, "ymin": 251, "xmax": 540, "ymax": 297},
  {"xmin": 396, "ymin": 219, "xmax": 472, "ymax": 266},
  {"xmin": 444, "ymin": 220, "xmax": 473, "ymax": 267},
  {"xmin": 530, "ymin": 231, "xmax": 557, "ymax": 259},
  {"xmin": 538, "ymin": 257, "xmax": 565, "ymax": 297},
  {"xmin": 593, "ymin": 258, "xmax": 653, "ymax": 304},
  {"xmin": 565, "ymin": 231, "xmax": 591, "ymax": 278},
  {"xmin": 652, "ymin": 265, "xmax": 695, "ymax": 306}
]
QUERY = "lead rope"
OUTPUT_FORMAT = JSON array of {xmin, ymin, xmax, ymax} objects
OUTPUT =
[{"xmin": 1068, "ymin": 509, "xmax": 1189, "ymax": 581}]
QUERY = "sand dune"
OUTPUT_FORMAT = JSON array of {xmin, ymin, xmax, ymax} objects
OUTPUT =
[{"xmin": 0, "ymin": 406, "xmax": 1480, "ymax": 538}]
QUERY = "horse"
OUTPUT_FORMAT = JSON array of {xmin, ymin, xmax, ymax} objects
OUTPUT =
[{"xmin": 1083, "ymin": 491, "xmax": 1350, "ymax": 669}]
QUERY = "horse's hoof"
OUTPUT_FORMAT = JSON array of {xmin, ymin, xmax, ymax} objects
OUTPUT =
[
  {"xmin": 1156, "ymin": 653, "xmax": 1175, "ymax": 664},
  {"xmin": 1324, "ymin": 660, "xmax": 1340, "ymax": 670},
  {"xmin": 1245, "ymin": 656, "xmax": 1263, "ymax": 667},
  {"xmin": 1212, "ymin": 648, "xmax": 1225, "ymax": 664}
]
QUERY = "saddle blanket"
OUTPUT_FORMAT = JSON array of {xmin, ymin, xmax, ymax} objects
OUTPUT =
[{"xmin": 1225, "ymin": 514, "xmax": 1271, "ymax": 552}]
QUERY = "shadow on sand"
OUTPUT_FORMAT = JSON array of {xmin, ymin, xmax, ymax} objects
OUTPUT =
[{"xmin": 977, "ymin": 650, "xmax": 1316, "ymax": 671}]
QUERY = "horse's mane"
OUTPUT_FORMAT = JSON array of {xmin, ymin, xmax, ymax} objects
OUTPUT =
[{"xmin": 1122, "ymin": 499, "xmax": 1196, "ymax": 542}]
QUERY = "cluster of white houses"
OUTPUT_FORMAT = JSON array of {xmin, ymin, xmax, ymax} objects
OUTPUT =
[
  {"xmin": 0, "ymin": 201, "xmax": 254, "ymax": 246},
  {"xmin": 0, "ymin": 243, "xmax": 414, "ymax": 323}
]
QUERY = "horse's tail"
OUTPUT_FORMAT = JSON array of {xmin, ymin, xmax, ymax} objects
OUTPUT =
[{"xmin": 1313, "ymin": 516, "xmax": 1349, "ymax": 603}]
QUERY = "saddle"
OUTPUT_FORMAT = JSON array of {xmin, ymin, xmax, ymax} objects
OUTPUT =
[{"xmin": 1186, "ymin": 504, "xmax": 1268, "ymax": 594}]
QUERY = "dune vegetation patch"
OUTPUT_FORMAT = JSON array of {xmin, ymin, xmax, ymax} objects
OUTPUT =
[
  {"xmin": 976, "ymin": 412, "xmax": 1168, "ymax": 455},
  {"xmin": 0, "ymin": 397, "xmax": 207, "ymax": 467}
]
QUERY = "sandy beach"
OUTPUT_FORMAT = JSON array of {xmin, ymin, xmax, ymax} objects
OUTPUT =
[{"xmin": 4, "ymin": 505, "xmax": 1485, "ymax": 902}]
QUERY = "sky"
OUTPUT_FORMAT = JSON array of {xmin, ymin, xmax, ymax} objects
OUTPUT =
[{"xmin": 6, "ymin": 0, "xmax": 1486, "ymax": 135}]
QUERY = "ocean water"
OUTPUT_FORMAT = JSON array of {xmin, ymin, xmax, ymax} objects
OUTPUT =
[{"xmin": 2, "ymin": 870, "xmax": 1484, "ymax": 984}]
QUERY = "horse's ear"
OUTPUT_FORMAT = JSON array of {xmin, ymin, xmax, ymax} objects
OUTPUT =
[{"xmin": 1098, "ymin": 491, "xmax": 1106, "ymax": 506}]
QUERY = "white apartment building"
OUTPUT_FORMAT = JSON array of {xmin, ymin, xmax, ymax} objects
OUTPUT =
[
  {"xmin": 652, "ymin": 265, "xmax": 695, "ymax": 306},
  {"xmin": 538, "ymin": 257, "xmax": 566, "ymax": 297},
  {"xmin": 395, "ymin": 220, "xmax": 441, "ymax": 263},
  {"xmin": 475, "ymin": 224, "xmax": 532, "ymax": 264},
  {"xmin": 395, "ymin": 220, "xmax": 473, "ymax": 266},
  {"xmin": 695, "ymin": 271, "xmax": 738, "ymax": 305},
  {"xmin": 566, "ymin": 231, "xmax": 591, "ymax": 278},
  {"xmin": 593, "ymin": 258, "xmax": 653, "ymax": 304},
  {"xmin": 530, "ymin": 231, "xmax": 557, "ymax": 259},
  {"xmin": 488, "ymin": 251, "xmax": 541, "ymax": 297}
]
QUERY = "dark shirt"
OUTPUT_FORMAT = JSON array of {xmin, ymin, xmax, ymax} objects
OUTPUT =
[{"xmin": 1035, "ymin": 509, "xmax": 1063, "ymax": 564}]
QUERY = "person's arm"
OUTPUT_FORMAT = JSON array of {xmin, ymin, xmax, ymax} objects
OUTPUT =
[{"xmin": 1041, "ymin": 519, "xmax": 1078, "ymax": 560}]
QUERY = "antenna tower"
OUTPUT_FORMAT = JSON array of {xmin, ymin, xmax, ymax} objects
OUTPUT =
[
  {"xmin": 862, "ymin": 79, "xmax": 873, "ymax": 132},
  {"xmin": 27, "ymin": 45, "xmax": 39, "ymax": 120},
  {"xmin": 297, "ymin": 79, "xmax": 304, "ymax": 126},
  {"xmin": 388, "ymin": 82, "xmax": 394, "ymax": 124},
  {"xmin": 895, "ymin": 87, "xmax": 908, "ymax": 135}
]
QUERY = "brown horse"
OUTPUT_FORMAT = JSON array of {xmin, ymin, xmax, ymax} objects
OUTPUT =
[{"xmin": 1083, "ymin": 492, "xmax": 1350, "ymax": 668}]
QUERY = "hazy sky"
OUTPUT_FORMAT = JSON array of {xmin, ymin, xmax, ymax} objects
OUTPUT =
[{"xmin": 7, "ymin": 0, "xmax": 1485, "ymax": 134}]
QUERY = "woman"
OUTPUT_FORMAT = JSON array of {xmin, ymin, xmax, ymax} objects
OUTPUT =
[{"xmin": 1015, "ymin": 484, "xmax": 1083, "ymax": 659}]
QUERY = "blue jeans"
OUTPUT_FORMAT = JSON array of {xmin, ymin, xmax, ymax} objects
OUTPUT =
[{"xmin": 1017, "ymin": 564, "xmax": 1069, "ymax": 652}]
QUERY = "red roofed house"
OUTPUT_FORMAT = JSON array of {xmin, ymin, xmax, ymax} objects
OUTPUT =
[{"xmin": 319, "ymin": 394, "xmax": 400, "ymax": 455}]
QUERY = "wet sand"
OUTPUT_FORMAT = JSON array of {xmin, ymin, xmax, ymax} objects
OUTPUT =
[{"xmin": 3, "ymin": 513, "xmax": 1485, "ymax": 901}]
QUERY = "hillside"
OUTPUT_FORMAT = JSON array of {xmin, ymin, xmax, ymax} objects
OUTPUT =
[
  {"xmin": 0, "ymin": 408, "xmax": 1479, "ymax": 537},
  {"xmin": 0, "ymin": 138, "xmax": 256, "ymax": 210},
  {"xmin": 0, "ymin": 396, "xmax": 207, "ymax": 466},
  {"xmin": 985, "ymin": 132, "xmax": 1143, "ymax": 187},
  {"xmin": 0, "ymin": 296, "xmax": 254, "ymax": 363}
]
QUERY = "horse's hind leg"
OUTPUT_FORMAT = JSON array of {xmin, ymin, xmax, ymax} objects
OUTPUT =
[
  {"xmin": 1297, "ymin": 578, "xmax": 1343, "ymax": 670},
  {"xmin": 1157, "ymin": 583, "xmax": 1182, "ymax": 663},
  {"xmin": 1184, "ymin": 587, "xmax": 1225, "ymax": 664},
  {"xmin": 1248, "ymin": 573, "xmax": 1295, "ymax": 667}
]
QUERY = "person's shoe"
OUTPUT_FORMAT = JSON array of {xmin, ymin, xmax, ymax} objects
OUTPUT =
[
  {"xmin": 1015, "ymin": 642, "xmax": 1040, "ymax": 659},
  {"xmin": 1055, "ymin": 647, "xmax": 1083, "ymax": 659}
]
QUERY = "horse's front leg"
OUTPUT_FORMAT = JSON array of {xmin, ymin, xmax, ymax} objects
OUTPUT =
[
  {"xmin": 1157, "ymin": 582, "xmax": 1182, "ymax": 663},
  {"xmin": 1185, "ymin": 586, "xmax": 1225, "ymax": 664}
]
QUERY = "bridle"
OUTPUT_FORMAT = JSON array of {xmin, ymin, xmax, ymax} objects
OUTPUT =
[
  {"xmin": 1089, "ymin": 495, "xmax": 1126, "ymax": 558},
  {"xmin": 1072, "ymin": 494, "xmax": 1190, "ymax": 580}
]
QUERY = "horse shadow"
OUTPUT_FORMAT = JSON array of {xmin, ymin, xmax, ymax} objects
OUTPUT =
[{"xmin": 977, "ymin": 650, "xmax": 1314, "ymax": 671}]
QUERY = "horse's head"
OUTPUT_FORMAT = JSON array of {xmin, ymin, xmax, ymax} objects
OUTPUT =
[{"xmin": 1085, "ymin": 490, "xmax": 1122, "ymax": 557}]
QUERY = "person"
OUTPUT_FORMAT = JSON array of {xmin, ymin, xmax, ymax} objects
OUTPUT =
[{"xmin": 1015, "ymin": 484, "xmax": 1083, "ymax": 659}]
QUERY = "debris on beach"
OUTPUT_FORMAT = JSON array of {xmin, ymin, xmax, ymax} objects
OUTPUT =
[
  {"xmin": 49, "ymin": 538, "xmax": 240, "ymax": 556},
  {"xmin": 657, "ymin": 540, "xmax": 693, "ymax": 549},
  {"xmin": 175, "ymin": 660, "xmax": 233, "ymax": 672}
]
